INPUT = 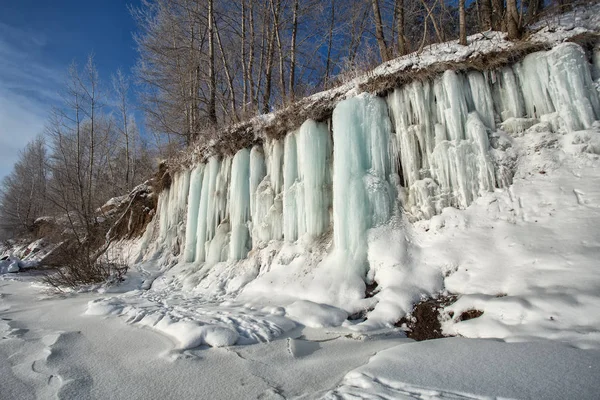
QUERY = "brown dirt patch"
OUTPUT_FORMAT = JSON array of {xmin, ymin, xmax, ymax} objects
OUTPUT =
[
  {"xmin": 456, "ymin": 309, "xmax": 484, "ymax": 322},
  {"xmin": 396, "ymin": 295, "xmax": 458, "ymax": 341}
]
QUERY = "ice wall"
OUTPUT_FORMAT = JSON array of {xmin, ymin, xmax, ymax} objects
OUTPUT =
[
  {"xmin": 229, "ymin": 149, "xmax": 251, "ymax": 260},
  {"xmin": 285, "ymin": 120, "xmax": 332, "ymax": 240},
  {"xmin": 146, "ymin": 42, "xmax": 599, "ymax": 278},
  {"xmin": 140, "ymin": 169, "xmax": 190, "ymax": 260},
  {"xmin": 332, "ymin": 95, "xmax": 396, "ymax": 266},
  {"xmin": 388, "ymin": 42, "xmax": 599, "ymax": 219}
]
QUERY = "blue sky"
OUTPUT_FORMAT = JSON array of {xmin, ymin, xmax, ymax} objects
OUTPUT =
[{"xmin": 0, "ymin": 0, "xmax": 141, "ymax": 182}]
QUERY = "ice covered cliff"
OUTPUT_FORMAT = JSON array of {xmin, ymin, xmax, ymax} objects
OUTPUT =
[
  {"xmin": 129, "ymin": 39, "xmax": 600, "ymax": 320},
  {"xmin": 70, "ymin": 8, "xmax": 594, "ymax": 350}
]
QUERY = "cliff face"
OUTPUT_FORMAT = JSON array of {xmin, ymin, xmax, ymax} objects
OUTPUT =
[
  {"xmin": 142, "ymin": 41, "xmax": 599, "ymax": 262},
  {"xmin": 95, "ymin": 16, "xmax": 600, "ymax": 346}
]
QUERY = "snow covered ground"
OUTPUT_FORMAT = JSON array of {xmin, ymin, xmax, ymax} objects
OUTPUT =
[
  {"xmin": 0, "ymin": 276, "xmax": 411, "ymax": 399},
  {"xmin": 3, "ymin": 276, "xmax": 600, "ymax": 399}
]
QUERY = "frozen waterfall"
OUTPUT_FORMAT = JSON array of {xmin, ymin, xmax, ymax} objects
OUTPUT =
[{"xmin": 143, "ymin": 42, "xmax": 600, "ymax": 275}]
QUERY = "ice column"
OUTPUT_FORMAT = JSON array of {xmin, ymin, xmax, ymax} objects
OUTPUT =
[
  {"xmin": 229, "ymin": 148, "xmax": 251, "ymax": 260},
  {"xmin": 435, "ymin": 70, "xmax": 469, "ymax": 141},
  {"xmin": 158, "ymin": 170, "xmax": 190, "ymax": 241},
  {"xmin": 297, "ymin": 120, "xmax": 331, "ymax": 237},
  {"xmin": 252, "ymin": 140, "xmax": 284, "ymax": 244},
  {"xmin": 546, "ymin": 43, "xmax": 600, "ymax": 130},
  {"xmin": 283, "ymin": 133, "xmax": 299, "ymax": 241},
  {"xmin": 490, "ymin": 67, "xmax": 524, "ymax": 120},
  {"xmin": 249, "ymin": 147, "xmax": 267, "ymax": 236},
  {"xmin": 387, "ymin": 80, "xmax": 436, "ymax": 189},
  {"xmin": 194, "ymin": 158, "xmax": 219, "ymax": 262},
  {"xmin": 332, "ymin": 94, "xmax": 395, "ymax": 264},
  {"xmin": 388, "ymin": 68, "xmax": 498, "ymax": 219},
  {"xmin": 512, "ymin": 43, "xmax": 600, "ymax": 131},
  {"xmin": 194, "ymin": 157, "xmax": 231, "ymax": 263},
  {"xmin": 468, "ymin": 71, "xmax": 496, "ymax": 130},
  {"xmin": 183, "ymin": 164, "xmax": 204, "ymax": 262},
  {"xmin": 514, "ymin": 52, "xmax": 555, "ymax": 119},
  {"xmin": 592, "ymin": 45, "xmax": 600, "ymax": 81}
]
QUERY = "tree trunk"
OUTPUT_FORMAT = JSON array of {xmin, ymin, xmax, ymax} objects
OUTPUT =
[
  {"xmin": 324, "ymin": 0, "xmax": 335, "ymax": 86},
  {"xmin": 371, "ymin": 0, "xmax": 390, "ymax": 62},
  {"xmin": 418, "ymin": 0, "xmax": 443, "ymax": 44},
  {"xmin": 480, "ymin": 0, "xmax": 493, "ymax": 30},
  {"xmin": 214, "ymin": 11, "xmax": 238, "ymax": 122},
  {"xmin": 207, "ymin": 0, "xmax": 217, "ymax": 124},
  {"xmin": 492, "ymin": 0, "xmax": 505, "ymax": 31},
  {"xmin": 262, "ymin": 3, "xmax": 277, "ymax": 114},
  {"xmin": 268, "ymin": 0, "xmax": 286, "ymax": 104},
  {"xmin": 506, "ymin": 0, "xmax": 520, "ymax": 39},
  {"xmin": 241, "ymin": 0, "xmax": 248, "ymax": 115},
  {"xmin": 526, "ymin": 0, "xmax": 541, "ymax": 24},
  {"xmin": 288, "ymin": 0, "xmax": 299, "ymax": 102},
  {"xmin": 395, "ymin": 0, "xmax": 406, "ymax": 55},
  {"xmin": 459, "ymin": 0, "xmax": 467, "ymax": 45},
  {"xmin": 248, "ymin": 0, "xmax": 256, "ymax": 113}
]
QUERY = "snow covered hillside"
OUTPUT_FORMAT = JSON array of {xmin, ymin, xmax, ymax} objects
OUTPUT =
[
  {"xmin": 2, "ymin": 5, "xmax": 600, "ymax": 399},
  {"xmin": 87, "ymin": 28, "xmax": 600, "ymax": 348}
]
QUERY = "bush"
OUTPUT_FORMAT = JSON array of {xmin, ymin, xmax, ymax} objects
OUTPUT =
[{"xmin": 42, "ymin": 244, "xmax": 128, "ymax": 289}]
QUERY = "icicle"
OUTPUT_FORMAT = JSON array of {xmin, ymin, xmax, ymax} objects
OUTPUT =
[
  {"xmin": 593, "ymin": 45, "xmax": 600, "ymax": 81},
  {"xmin": 229, "ymin": 148, "xmax": 251, "ymax": 260},
  {"xmin": 296, "ymin": 119, "xmax": 332, "ymax": 238},
  {"xmin": 249, "ymin": 146, "xmax": 267, "ymax": 230},
  {"xmin": 183, "ymin": 164, "xmax": 204, "ymax": 262},
  {"xmin": 514, "ymin": 52, "xmax": 555, "ymax": 119},
  {"xmin": 468, "ymin": 71, "xmax": 496, "ymax": 130},
  {"xmin": 283, "ymin": 132, "xmax": 299, "ymax": 241},
  {"xmin": 157, "ymin": 188, "xmax": 169, "ymax": 241},
  {"xmin": 195, "ymin": 158, "xmax": 220, "ymax": 262},
  {"xmin": 545, "ymin": 43, "xmax": 600, "ymax": 130},
  {"xmin": 435, "ymin": 70, "xmax": 469, "ymax": 142},
  {"xmin": 156, "ymin": 170, "xmax": 190, "ymax": 255},
  {"xmin": 266, "ymin": 139, "xmax": 284, "ymax": 195},
  {"xmin": 332, "ymin": 94, "xmax": 394, "ymax": 265},
  {"xmin": 429, "ymin": 113, "xmax": 495, "ymax": 210},
  {"xmin": 491, "ymin": 67, "xmax": 524, "ymax": 121}
]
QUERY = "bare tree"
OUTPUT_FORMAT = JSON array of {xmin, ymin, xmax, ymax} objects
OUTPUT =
[
  {"xmin": 492, "ymin": 0, "xmax": 505, "ymax": 31},
  {"xmin": 371, "ymin": 0, "xmax": 391, "ymax": 62},
  {"xmin": 208, "ymin": 0, "xmax": 217, "ymax": 124},
  {"xmin": 112, "ymin": 69, "xmax": 133, "ymax": 191},
  {"xmin": 459, "ymin": 0, "xmax": 467, "ymax": 45},
  {"xmin": 288, "ymin": 0, "xmax": 299, "ymax": 101},
  {"xmin": 0, "ymin": 136, "xmax": 49, "ymax": 235},
  {"xmin": 395, "ymin": 0, "xmax": 406, "ymax": 55},
  {"xmin": 506, "ymin": 0, "xmax": 520, "ymax": 39}
]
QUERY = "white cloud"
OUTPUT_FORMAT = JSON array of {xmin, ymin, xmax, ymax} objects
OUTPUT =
[
  {"xmin": 0, "ymin": 94, "xmax": 47, "ymax": 178},
  {"xmin": 0, "ymin": 22, "xmax": 64, "ymax": 182}
]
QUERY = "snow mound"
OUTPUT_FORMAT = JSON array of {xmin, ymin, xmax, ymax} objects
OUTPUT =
[
  {"xmin": 86, "ymin": 293, "xmax": 296, "ymax": 349},
  {"xmin": 324, "ymin": 338, "xmax": 600, "ymax": 400},
  {"xmin": 285, "ymin": 300, "xmax": 348, "ymax": 328}
]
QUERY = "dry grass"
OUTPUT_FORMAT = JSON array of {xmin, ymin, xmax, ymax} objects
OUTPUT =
[
  {"xmin": 567, "ymin": 31, "xmax": 600, "ymax": 53},
  {"xmin": 42, "ymin": 244, "xmax": 128, "ymax": 289},
  {"xmin": 358, "ymin": 41, "xmax": 550, "ymax": 96},
  {"xmin": 107, "ymin": 184, "xmax": 157, "ymax": 241},
  {"xmin": 152, "ymin": 161, "xmax": 172, "ymax": 196}
]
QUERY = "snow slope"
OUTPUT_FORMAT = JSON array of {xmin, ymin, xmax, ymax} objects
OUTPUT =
[{"xmin": 324, "ymin": 338, "xmax": 600, "ymax": 400}]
